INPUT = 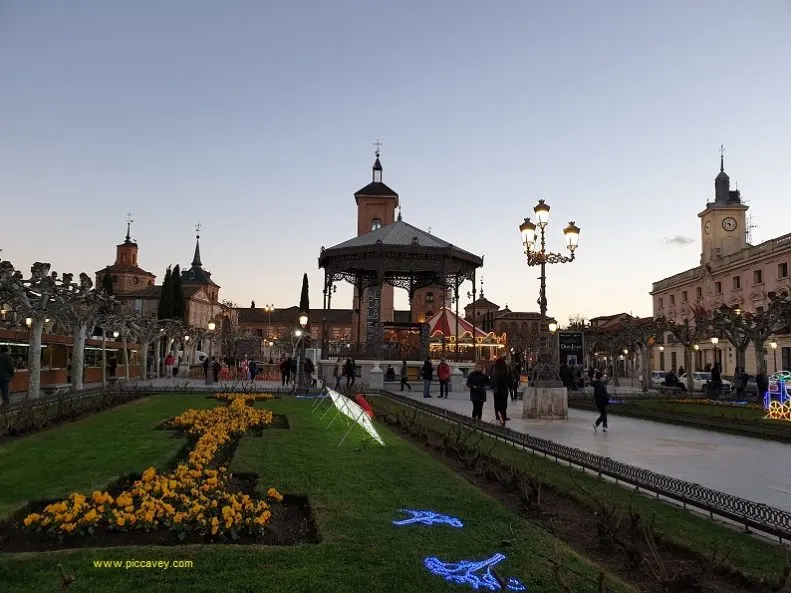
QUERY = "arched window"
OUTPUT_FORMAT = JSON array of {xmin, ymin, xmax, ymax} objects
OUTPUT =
[
  {"xmin": 371, "ymin": 218, "xmax": 382, "ymax": 231},
  {"xmin": 425, "ymin": 292, "xmax": 435, "ymax": 305}
]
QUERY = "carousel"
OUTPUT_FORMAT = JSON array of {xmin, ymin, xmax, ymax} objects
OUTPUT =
[{"xmin": 425, "ymin": 307, "xmax": 507, "ymax": 361}]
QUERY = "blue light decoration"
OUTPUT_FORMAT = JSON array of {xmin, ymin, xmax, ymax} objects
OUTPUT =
[
  {"xmin": 393, "ymin": 509, "xmax": 464, "ymax": 528},
  {"xmin": 424, "ymin": 553, "xmax": 526, "ymax": 591},
  {"xmin": 763, "ymin": 371, "xmax": 791, "ymax": 421}
]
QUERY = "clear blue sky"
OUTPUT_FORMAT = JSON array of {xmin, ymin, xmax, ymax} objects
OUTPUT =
[{"xmin": 2, "ymin": 1, "xmax": 790, "ymax": 325}]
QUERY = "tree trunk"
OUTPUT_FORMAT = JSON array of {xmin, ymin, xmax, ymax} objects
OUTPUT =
[
  {"xmin": 71, "ymin": 322, "xmax": 88, "ymax": 391},
  {"xmin": 735, "ymin": 346, "xmax": 747, "ymax": 371},
  {"xmin": 101, "ymin": 328, "xmax": 107, "ymax": 388},
  {"xmin": 154, "ymin": 339, "xmax": 161, "ymax": 378},
  {"xmin": 754, "ymin": 342, "xmax": 767, "ymax": 376},
  {"xmin": 122, "ymin": 337, "xmax": 130, "ymax": 380},
  {"xmin": 140, "ymin": 340, "xmax": 149, "ymax": 380},
  {"xmin": 27, "ymin": 319, "xmax": 45, "ymax": 399},
  {"xmin": 608, "ymin": 348, "xmax": 619, "ymax": 386},
  {"xmin": 685, "ymin": 349, "xmax": 694, "ymax": 393}
]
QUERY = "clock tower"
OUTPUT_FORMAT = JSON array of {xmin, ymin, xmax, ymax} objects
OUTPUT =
[
  {"xmin": 698, "ymin": 148, "xmax": 748, "ymax": 265},
  {"xmin": 352, "ymin": 149, "xmax": 399, "ymax": 340}
]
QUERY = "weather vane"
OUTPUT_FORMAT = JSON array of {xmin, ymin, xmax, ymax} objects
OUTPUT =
[
  {"xmin": 195, "ymin": 221, "xmax": 202, "ymax": 237},
  {"xmin": 373, "ymin": 139, "xmax": 382, "ymax": 157}
]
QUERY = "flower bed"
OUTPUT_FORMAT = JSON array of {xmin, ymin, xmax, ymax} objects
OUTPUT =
[
  {"xmin": 22, "ymin": 396, "xmax": 283, "ymax": 541},
  {"xmin": 214, "ymin": 392, "xmax": 277, "ymax": 402},
  {"xmin": 665, "ymin": 398, "xmax": 765, "ymax": 411}
]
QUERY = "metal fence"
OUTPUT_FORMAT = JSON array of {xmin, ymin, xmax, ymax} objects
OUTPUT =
[{"xmin": 375, "ymin": 389, "xmax": 791, "ymax": 543}]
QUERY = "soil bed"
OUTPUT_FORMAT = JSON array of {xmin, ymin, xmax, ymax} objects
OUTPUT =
[{"xmin": 376, "ymin": 407, "xmax": 778, "ymax": 593}]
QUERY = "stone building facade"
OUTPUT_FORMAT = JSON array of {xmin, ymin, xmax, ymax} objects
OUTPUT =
[{"xmin": 651, "ymin": 154, "xmax": 791, "ymax": 375}]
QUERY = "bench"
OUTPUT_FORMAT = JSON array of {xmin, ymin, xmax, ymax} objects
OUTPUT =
[{"xmin": 41, "ymin": 384, "xmax": 71, "ymax": 396}]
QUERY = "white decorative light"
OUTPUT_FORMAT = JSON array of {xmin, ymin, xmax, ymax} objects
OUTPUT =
[{"xmin": 208, "ymin": 321, "xmax": 216, "ymax": 331}]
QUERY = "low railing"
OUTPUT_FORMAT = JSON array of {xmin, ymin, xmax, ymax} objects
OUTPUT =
[{"xmin": 374, "ymin": 389, "xmax": 791, "ymax": 543}]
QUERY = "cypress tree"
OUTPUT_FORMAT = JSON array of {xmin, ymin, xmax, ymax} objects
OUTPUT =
[
  {"xmin": 101, "ymin": 266, "xmax": 114, "ymax": 295},
  {"xmin": 172, "ymin": 265, "xmax": 186, "ymax": 320},
  {"xmin": 158, "ymin": 266, "xmax": 174, "ymax": 319},
  {"xmin": 299, "ymin": 273, "xmax": 310, "ymax": 346}
]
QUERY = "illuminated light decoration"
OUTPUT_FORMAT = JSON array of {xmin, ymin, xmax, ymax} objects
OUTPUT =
[
  {"xmin": 327, "ymin": 387, "xmax": 385, "ymax": 446},
  {"xmin": 424, "ymin": 553, "xmax": 526, "ymax": 591},
  {"xmin": 763, "ymin": 371, "xmax": 791, "ymax": 421},
  {"xmin": 393, "ymin": 509, "xmax": 464, "ymax": 528}
]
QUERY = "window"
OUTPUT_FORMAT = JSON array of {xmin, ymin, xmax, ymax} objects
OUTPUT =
[
  {"xmin": 732, "ymin": 275, "xmax": 741, "ymax": 289},
  {"xmin": 671, "ymin": 351, "xmax": 677, "ymax": 372},
  {"xmin": 714, "ymin": 281, "xmax": 722, "ymax": 294},
  {"xmin": 670, "ymin": 295, "xmax": 676, "ymax": 305},
  {"xmin": 371, "ymin": 218, "xmax": 382, "ymax": 231},
  {"xmin": 425, "ymin": 292, "xmax": 435, "ymax": 305},
  {"xmin": 682, "ymin": 291, "xmax": 688, "ymax": 302},
  {"xmin": 659, "ymin": 351, "xmax": 665, "ymax": 371},
  {"xmin": 256, "ymin": 329, "xmax": 263, "ymax": 337},
  {"xmin": 779, "ymin": 262, "xmax": 789, "ymax": 278},
  {"xmin": 658, "ymin": 297, "xmax": 664, "ymax": 308},
  {"xmin": 753, "ymin": 269, "xmax": 763, "ymax": 284},
  {"xmin": 783, "ymin": 347, "xmax": 791, "ymax": 371},
  {"xmin": 695, "ymin": 286, "xmax": 702, "ymax": 299}
]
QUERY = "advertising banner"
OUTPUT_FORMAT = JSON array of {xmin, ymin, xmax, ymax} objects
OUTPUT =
[{"xmin": 557, "ymin": 331, "xmax": 584, "ymax": 367}]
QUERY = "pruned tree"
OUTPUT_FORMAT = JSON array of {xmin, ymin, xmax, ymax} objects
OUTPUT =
[
  {"xmin": 711, "ymin": 305, "xmax": 750, "ymax": 371},
  {"xmin": 299, "ymin": 273, "xmax": 311, "ymax": 347},
  {"xmin": 60, "ymin": 274, "xmax": 113, "ymax": 391},
  {"xmin": 171, "ymin": 265, "xmax": 186, "ymax": 321},
  {"xmin": 0, "ymin": 261, "xmax": 84, "ymax": 398},
  {"xmin": 126, "ymin": 312, "xmax": 164, "ymax": 380},
  {"xmin": 744, "ymin": 291, "xmax": 791, "ymax": 375},
  {"xmin": 656, "ymin": 305, "xmax": 712, "ymax": 393},
  {"xmin": 101, "ymin": 266, "xmax": 114, "ymax": 296},
  {"xmin": 589, "ymin": 328, "xmax": 628, "ymax": 387},
  {"xmin": 619, "ymin": 317, "xmax": 661, "ymax": 392}
]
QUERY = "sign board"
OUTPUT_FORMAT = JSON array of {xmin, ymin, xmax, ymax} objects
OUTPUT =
[{"xmin": 557, "ymin": 331, "xmax": 584, "ymax": 367}]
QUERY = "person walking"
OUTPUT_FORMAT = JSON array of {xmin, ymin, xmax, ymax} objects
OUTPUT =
[
  {"xmin": 421, "ymin": 358, "xmax": 434, "ymax": 398},
  {"xmin": 344, "ymin": 358, "xmax": 356, "ymax": 392},
  {"xmin": 399, "ymin": 359, "xmax": 412, "ymax": 391},
  {"xmin": 0, "ymin": 346, "xmax": 15, "ymax": 406},
  {"xmin": 436, "ymin": 358, "xmax": 450, "ymax": 398},
  {"xmin": 202, "ymin": 356, "xmax": 210, "ymax": 380},
  {"xmin": 280, "ymin": 357, "xmax": 290, "ymax": 386},
  {"xmin": 711, "ymin": 362, "xmax": 723, "ymax": 399},
  {"xmin": 466, "ymin": 362, "xmax": 490, "ymax": 420},
  {"xmin": 490, "ymin": 357, "xmax": 510, "ymax": 426},
  {"xmin": 333, "ymin": 357, "xmax": 344, "ymax": 390},
  {"xmin": 211, "ymin": 357, "xmax": 222, "ymax": 383},
  {"xmin": 509, "ymin": 363, "xmax": 520, "ymax": 401},
  {"xmin": 592, "ymin": 371, "xmax": 610, "ymax": 432}
]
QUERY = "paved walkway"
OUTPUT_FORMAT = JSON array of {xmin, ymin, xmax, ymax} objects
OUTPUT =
[{"xmin": 394, "ymin": 391, "xmax": 791, "ymax": 512}]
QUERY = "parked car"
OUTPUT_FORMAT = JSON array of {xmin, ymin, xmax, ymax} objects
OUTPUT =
[
  {"xmin": 650, "ymin": 371, "xmax": 667, "ymax": 388},
  {"xmin": 678, "ymin": 372, "xmax": 732, "ymax": 394},
  {"xmin": 722, "ymin": 374, "xmax": 759, "ymax": 397}
]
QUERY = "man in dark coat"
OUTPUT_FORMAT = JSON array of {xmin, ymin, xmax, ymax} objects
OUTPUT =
[
  {"xmin": 0, "ymin": 346, "xmax": 15, "ymax": 405},
  {"xmin": 591, "ymin": 371, "xmax": 610, "ymax": 432}
]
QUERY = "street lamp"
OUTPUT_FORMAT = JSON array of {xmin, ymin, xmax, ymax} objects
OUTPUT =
[
  {"xmin": 710, "ymin": 337, "xmax": 719, "ymax": 366},
  {"xmin": 297, "ymin": 314, "xmax": 308, "ymax": 388},
  {"xmin": 205, "ymin": 321, "xmax": 216, "ymax": 385},
  {"xmin": 25, "ymin": 317, "xmax": 32, "ymax": 328},
  {"xmin": 113, "ymin": 331, "xmax": 120, "ymax": 339},
  {"xmin": 518, "ymin": 200, "xmax": 580, "ymax": 384},
  {"xmin": 770, "ymin": 340, "xmax": 778, "ymax": 373},
  {"xmin": 264, "ymin": 304, "xmax": 274, "ymax": 338}
]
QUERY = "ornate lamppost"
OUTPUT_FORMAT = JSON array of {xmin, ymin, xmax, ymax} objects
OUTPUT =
[
  {"xmin": 710, "ymin": 336, "xmax": 719, "ymax": 367},
  {"xmin": 297, "ymin": 313, "xmax": 308, "ymax": 388},
  {"xmin": 519, "ymin": 199, "xmax": 580, "ymax": 384},
  {"xmin": 205, "ymin": 321, "xmax": 216, "ymax": 385},
  {"xmin": 770, "ymin": 340, "xmax": 778, "ymax": 373},
  {"xmin": 264, "ymin": 304, "xmax": 274, "ymax": 339}
]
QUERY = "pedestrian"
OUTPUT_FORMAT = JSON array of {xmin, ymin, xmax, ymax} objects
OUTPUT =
[
  {"xmin": 212, "ymin": 357, "xmax": 221, "ymax": 383},
  {"xmin": 333, "ymin": 357, "xmax": 344, "ymax": 390},
  {"xmin": 509, "ymin": 363, "xmax": 520, "ymax": 401},
  {"xmin": 202, "ymin": 356, "xmax": 210, "ymax": 380},
  {"xmin": 164, "ymin": 353, "xmax": 175, "ymax": 378},
  {"xmin": 421, "ymin": 358, "xmax": 434, "ymax": 398},
  {"xmin": 592, "ymin": 371, "xmax": 610, "ymax": 432},
  {"xmin": 399, "ymin": 359, "xmax": 412, "ymax": 391},
  {"xmin": 466, "ymin": 362, "xmax": 490, "ymax": 420},
  {"xmin": 344, "ymin": 358, "xmax": 356, "ymax": 391},
  {"xmin": 436, "ymin": 358, "xmax": 450, "ymax": 398},
  {"xmin": 490, "ymin": 356, "xmax": 510, "ymax": 426},
  {"xmin": 711, "ymin": 362, "xmax": 722, "ymax": 399},
  {"xmin": 0, "ymin": 346, "xmax": 15, "ymax": 406},
  {"xmin": 280, "ymin": 357, "xmax": 290, "ymax": 386}
]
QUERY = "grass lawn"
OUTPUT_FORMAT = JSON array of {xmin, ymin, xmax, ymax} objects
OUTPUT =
[
  {"xmin": 616, "ymin": 399, "xmax": 769, "ymax": 422},
  {"xmin": 0, "ymin": 394, "xmax": 219, "ymax": 519},
  {"xmin": 0, "ymin": 396, "xmax": 635, "ymax": 593},
  {"xmin": 370, "ymin": 397, "xmax": 787, "ymax": 583}
]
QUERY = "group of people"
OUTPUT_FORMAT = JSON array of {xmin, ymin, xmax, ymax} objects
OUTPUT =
[
  {"xmin": 332, "ymin": 357, "xmax": 358, "ymax": 391},
  {"xmin": 280, "ymin": 355, "xmax": 317, "ymax": 387}
]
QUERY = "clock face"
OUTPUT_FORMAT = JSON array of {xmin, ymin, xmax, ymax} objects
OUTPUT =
[
  {"xmin": 704, "ymin": 221, "xmax": 711, "ymax": 235},
  {"xmin": 722, "ymin": 217, "xmax": 737, "ymax": 231}
]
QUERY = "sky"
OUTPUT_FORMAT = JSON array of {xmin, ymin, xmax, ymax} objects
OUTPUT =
[{"xmin": 1, "ymin": 1, "xmax": 790, "ymax": 326}]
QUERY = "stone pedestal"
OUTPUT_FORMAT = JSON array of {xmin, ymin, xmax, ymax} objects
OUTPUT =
[
  {"xmin": 368, "ymin": 363, "xmax": 384, "ymax": 391},
  {"xmin": 450, "ymin": 365, "xmax": 465, "ymax": 395},
  {"xmin": 522, "ymin": 386, "xmax": 568, "ymax": 419}
]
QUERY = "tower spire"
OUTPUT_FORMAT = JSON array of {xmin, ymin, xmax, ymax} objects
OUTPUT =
[
  {"xmin": 192, "ymin": 222, "xmax": 202, "ymax": 267},
  {"xmin": 719, "ymin": 144, "xmax": 725, "ymax": 172},
  {"xmin": 124, "ymin": 213, "xmax": 133, "ymax": 244},
  {"xmin": 372, "ymin": 139, "xmax": 383, "ymax": 183}
]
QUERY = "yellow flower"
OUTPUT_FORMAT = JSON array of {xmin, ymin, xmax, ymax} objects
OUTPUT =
[{"xmin": 23, "ymin": 513, "xmax": 41, "ymax": 527}]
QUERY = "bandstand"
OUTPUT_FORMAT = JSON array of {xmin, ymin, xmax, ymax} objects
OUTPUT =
[{"xmin": 318, "ymin": 216, "xmax": 483, "ymax": 361}]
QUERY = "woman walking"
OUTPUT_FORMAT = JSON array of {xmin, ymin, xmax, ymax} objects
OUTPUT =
[
  {"xmin": 400, "ymin": 360, "xmax": 412, "ymax": 391},
  {"xmin": 592, "ymin": 371, "xmax": 610, "ymax": 432},
  {"xmin": 466, "ymin": 362, "xmax": 490, "ymax": 421},
  {"xmin": 490, "ymin": 357, "xmax": 510, "ymax": 426}
]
